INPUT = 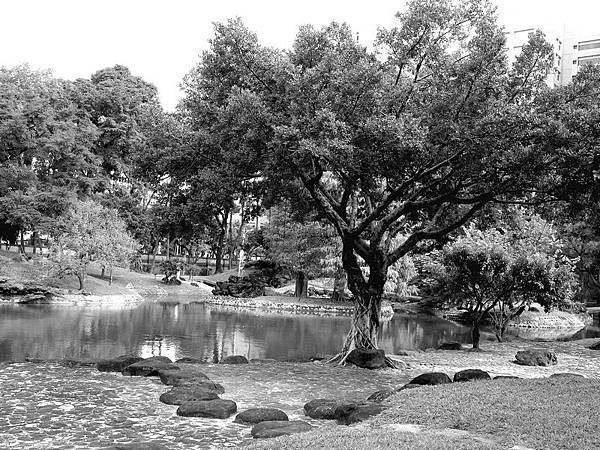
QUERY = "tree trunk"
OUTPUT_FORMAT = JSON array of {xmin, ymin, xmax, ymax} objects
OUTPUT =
[
  {"xmin": 32, "ymin": 231, "xmax": 38, "ymax": 254},
  {"xmin": 472, "ymin": 321, "xmax": 481, "ymax": 349},
  {"xmin": 150, "ymin": 243, "xmax": 158, "ymax": 274},
  {"xmin": 101, "ymin": 267, "xmax": 105, "ymax": 279},
  {"xmin": 77, "ymin": 272, "xmax": 86, "ymax": 290},
  {"xmin": 214, "ymin": 213, "xmax": 228, "ymax": 274},
  {"xmin": 20, "ymin": 230, "xmax": 25, "ymax": 254},
  {"xmin": 330, "ymin": 239, "xmax": 393, "ymax": 366},
  {"xmin": 109, "ymin": 268, "xmax": 113, "ymax": 285},
  {"xmin": 294, "ymin": 271, "xmax": 308, "ymax": 298},
  {"xmin": 166, "ymin": 232, "xmax": 171, "ymax": 260}
]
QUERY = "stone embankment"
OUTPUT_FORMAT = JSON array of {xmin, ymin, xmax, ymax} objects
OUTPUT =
[
  {"xmin": 0, "ymin": 278, "xmax": 145, "ymax": 306},
  {"xmin": 190, "ymin": 294, "xmax": 395, "ymax": 319}
]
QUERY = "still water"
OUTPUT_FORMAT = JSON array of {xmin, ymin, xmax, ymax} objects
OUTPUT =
[{"xmin": 0, "ymin": 301, "xmax": 477, "ymax": 362}]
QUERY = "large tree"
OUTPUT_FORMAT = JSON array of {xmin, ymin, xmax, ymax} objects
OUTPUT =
[{"xmin": 187, "ymin": 1, "xmax": 600, "ymax": 364}]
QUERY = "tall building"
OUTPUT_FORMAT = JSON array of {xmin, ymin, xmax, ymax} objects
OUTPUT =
[
  {"xmin": 504, "ymin": 24, "xmax": 600, "ymax": 86},
  {"xmin": 561, "ymin": 33, "xmax": 600, "ymax": 84}
]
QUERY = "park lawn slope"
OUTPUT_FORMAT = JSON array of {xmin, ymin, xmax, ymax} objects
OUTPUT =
[{"xmin": 250, "ymin": 377, "xmax": 600, "ymax": 450}]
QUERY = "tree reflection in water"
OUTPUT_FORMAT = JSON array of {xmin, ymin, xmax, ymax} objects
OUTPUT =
[{"xmin": 0, "ymin": 302, "xmax": 474, "ymax": 362}]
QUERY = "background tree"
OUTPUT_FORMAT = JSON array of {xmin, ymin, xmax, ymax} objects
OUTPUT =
[
  {"xmin": 432, "ymin": 212, "xmax": 578, "ymax": 348},
  {"xmin": 50, "ymin": 200, "xmax": 137, "ymax": 290},
  {"xmin": 263, "ymin": 205, "xmax": 340, "ymax": 298}
]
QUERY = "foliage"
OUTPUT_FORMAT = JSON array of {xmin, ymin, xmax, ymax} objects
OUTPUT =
[
  {"xmin": 49, "ymin": 200, "xmax": 138, "ymax": 289},
  {"xmin": 186, "ymin": 0, "xmax": 600, "ymax": 358},
  {"xmin": 263, "ymin": 206, "xmax": 340, "ymax": 279},
  {"xmin": 432, "ymin": 211, "xmax": 578, "ymax": 345}
]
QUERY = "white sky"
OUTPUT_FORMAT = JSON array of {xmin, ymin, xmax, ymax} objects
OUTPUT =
[{"xmin": 1, "ymin": 0, "xmax": 598, "ymax": 110}]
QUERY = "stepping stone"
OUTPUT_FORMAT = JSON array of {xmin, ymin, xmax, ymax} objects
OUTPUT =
[
  {"xmin": 110, "ymin": 443, "xmax": 168, "ymax": 450},
  {"xmin": 122, "ymin": 357, "xmax": 179, "ymax": 377},
  {"xmin": 438, "ymin": 342, "xmax": 463, "ymax": 351},
  {"xmin": 220, "ymin": 355, "xmax": 249, "ymax": 364},
  {"xmin": 453, "ymin": 369, "xmax": 491, "ymax": 382},
  {"xmin": 157, "ymin": 368, "xmax": 210, "ymax": 386},
  {"xmin": 97, "ymin": 355, "xmax": 143, "ymax": 372},
  {"xmin": 303, "ymin": 399, "xmax": 339, "ymax": 419},
  {"xmin": 234, "ymin": 408, "xmax": 289, "ymax": 425},
  {"xmin": 159, "ymin": 386, "xmax": 220, "ymax": 405},
  {"xmin": 397, "ymin": 383, "xmax": 422, "ymax": 391},
  {"xmin": 549, "ymin": 373, "xmax": 584, "ymax": 379},
  {"xmin": 409, "ymin": 372, "xmax": 452, "ymax": 385},
  {"xmin": 176, "ymin": 399, "xmax": 237, "ymax": 419},
  {"xmin": 61, "ymin": 358, "xmax": 99, "ymax": 368},
  {"xmin": 334, "ymin": 403, "xmax": 386, "ymax": 425},
  {"xmin": 494, "ymin": 376, "xmax": 520, "ymax": 380},
  {"xmin": 175, "ymin": 357, "xmax": 204, "ymax": 364},
  {"xmin": 251, "ymin": 420, "xmax": 313, "ymax": 439},
  {"xmin": 515, "ymin": 348, "xmax": 557, "ymax": 366},
  {"xmin": 367, "ymin": 389, "xmax": 397, "ymax": 403}
]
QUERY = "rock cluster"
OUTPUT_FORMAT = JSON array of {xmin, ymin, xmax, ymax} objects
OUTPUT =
[
  {"xmin": 0, "ymin": 278, "xmax": 60, "ymax": 303},
  {"xmin": 212, "ymin": 261, "xmax": 291, "ymax": 297}
]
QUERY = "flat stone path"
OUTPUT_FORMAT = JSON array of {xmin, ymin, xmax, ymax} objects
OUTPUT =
[{"xmin": 0, "ymin": 361, "xmax": 404, "ymax": 449}]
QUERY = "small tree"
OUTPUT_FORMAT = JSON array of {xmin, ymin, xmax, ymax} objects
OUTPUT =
[
  {"xmin": 264, "ymin": 206, "xmax": 340, "ymax": 298},
  {"xmin": 97, "ymin": 212, "xmax": 139, "ymax": 285},
  {"xmin": 50, "ymin": 200, "xmax": 137, "ymax": 290},
  {"xmin": 433, "ymin": 212, "xmax": 578, "ymax": 348}
]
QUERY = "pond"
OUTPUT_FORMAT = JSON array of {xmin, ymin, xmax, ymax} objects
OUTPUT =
[{"xmin": 0, "ymin": 301, "xmax": 476, "ymax": 363}]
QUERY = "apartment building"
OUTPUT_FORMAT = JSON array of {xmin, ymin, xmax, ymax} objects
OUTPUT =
[
  {"xmin": 504, "ymin": 25, "xmax": 600, "ymax": 86},
  {"xmin": 561, "ymin": 33, "xmax": 600, "ymax": 84}
]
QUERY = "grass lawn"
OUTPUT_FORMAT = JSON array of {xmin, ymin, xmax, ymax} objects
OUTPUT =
[{"xmin": 250, "ymin": 377, "xmax": 600, "ymax": 450}]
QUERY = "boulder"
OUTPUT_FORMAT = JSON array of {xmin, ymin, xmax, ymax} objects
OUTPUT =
[
  {"xmin": 494, "ymin": 376, "xmax": 520, "ymax": 380},
  {"xmin": 515, "ymin": 348, "xmax": 557, "ymax": 366},
  {"xmin": 157, "ymin": 368, "xmax": 210, "ymax": 386},
  {"xmin": 437, "ymin": 342, "xmax": 463, "ymax": 351},
  {"xmin": 159, "ymin": 386, "xmax": 220, "ymax": 405},
  {"xmin": 176, "ymin": 399, "xmax": 237, "ymax": 419},
  {"xmin": 175, "ymin": 357, "xmax": 204, "ymax": 364},
  {"xmin": 234, "ymin": 408, "xmax": 289, "ymax": 425},
  {"xmin": 409, "ymin": 372, "xmax": 452, "ymax": 386},
  {"xmin": 334, "ymin": 403, "xmax": 386, "ymax": 425},
  {"xmin": 97, "ymin": 355, "xmax": 143, "ymax": 372},
  {"xmin": 220, "ymin": 355, "xmax": 249, "ymax": 364},
  {"xmin": 251, "ymin": 420, "xmax": 313, "ymax": 439},
  {"xmin": 122, "ymin": 357, "xmax": 179, "ymax": 377},
  {"xmin": 367, "ymin": 389, "xmax": 397, "ymax": 403},
  {"xmin": 345, "ymin": 348, "xmax": 385, "ymax": 369},
  {"xmin": 303, "ymin": 399, "xmax": 339, "ymax": 420},
  {"xmin": 453, "ymin": 369, "xmax": 491, "ymax": 383}
]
